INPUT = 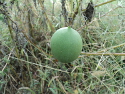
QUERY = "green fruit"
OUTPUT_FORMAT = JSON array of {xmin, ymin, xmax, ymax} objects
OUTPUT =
[{"xmin": 50, "ymin": 27, "xmax": 82, "ymax": 63}]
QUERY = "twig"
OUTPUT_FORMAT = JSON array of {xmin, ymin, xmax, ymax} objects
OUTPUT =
[
  {"xmin": 95, "ymin": 0, "xmax": 116, "ymax": 7},
  {"xmin": 2, "ymin": 47, "xmax": 14, "ymax": 72},
  {"xmin": 56, "ymin": 79, "xmax": 68, "ymax": 94},
  {"xmin": 101, "ymin": 6, "xmax": 120, "ymax": 17},
  {"xmin": 61, "ymin": 0, "xmax": 68, "ymax": 26},
  {"xmin": 77, "ymin": 18, "xmax": 97, "ymax": 31},
  {"xmin": 81, "ymin": 52, "xmax": 125, "ymax": 56},
  {"xmin": 71, "ymin": 0, "xmax": 83, "ymax": 24},
  {"xmin": 97, "ymin": 42, "xmax": 125, "ymax": 53},
  {"xmin": 10, "ymin": 56, "xmax": 69, "ymax": 73},
  {"xmin": 38, "ymin": 0, "xmax": 55, "ymax": 33},
  {"xmin": 82, "ymin": 0, "xmax": 116, "ymax": 12},
  {"xmin": 21, "ymin": 29, "xmax": 51, "ymax": 56},
  {"xmin": 4, "ymin": 13, "xmax": 20, "ymax": 58}
]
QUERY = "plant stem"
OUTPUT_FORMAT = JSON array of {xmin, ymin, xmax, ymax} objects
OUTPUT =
[
  {"xmin": 38, "ymin": 0, "xmax": 55, "ymax": 33},
  {"xmin": 81, "ymin": 52, "xmax": 125, "ymax": 56},
  {"xmin": 95, "ymin": 0, "xmax": 116, "ymax": 7},
  {"xmin": 82, "ymin": 0, "xmax": 116, "ymax": 11}
]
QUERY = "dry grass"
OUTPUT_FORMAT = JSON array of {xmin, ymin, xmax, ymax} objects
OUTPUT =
[{"xmin": 0, "ymin": 0, "xmax": 125, "ymax": 94}]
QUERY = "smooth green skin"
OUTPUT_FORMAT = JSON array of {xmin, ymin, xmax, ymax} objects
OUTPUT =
[{"xmin": 50, "ymin": 27, "xmax": 83, "ymax": 63}]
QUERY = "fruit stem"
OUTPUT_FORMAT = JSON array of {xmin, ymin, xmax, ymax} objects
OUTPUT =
[{"xmin": 68, "ymin": 26, "xmax": 71, "ymax": 28}]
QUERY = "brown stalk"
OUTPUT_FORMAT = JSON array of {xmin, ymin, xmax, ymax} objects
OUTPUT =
[
  {"xmin": 4, "ymin": 12, "xmax": 19, "ymax": 58},
  {"xmin": 81, "ymin": 52, "xmax": 125, "ymax": 56},
  {"xmin": 61, "ymin": 0, "xmax": 68, "ymax": 26},
  {"xmin": 82, "ymin": 0, "xmax": 116, "ymax": 12},
  {"xmin": 38, "ymin": 0, "xmax": 55, "ymax": 33},
  {"xmin": 20, "ymin": 29, "xmax": 51, "ymax": 56},
  {"xmin": 56, "ymin": 79, "xmax": 68, "ymax": 94},
  {"xmin": 97, "ymin": 43, "xmax": 125, "ymax": 53},
  {"xmin": 72, "ymin": 0, "xmax": 83, "ymax": 22},
  {"xmin": 95, "ymin": 0, "xmax": 116, "ymax": 7},
  {"xmin": 27, "ymin": 0, "xmax": 39, "ymax": 17}
]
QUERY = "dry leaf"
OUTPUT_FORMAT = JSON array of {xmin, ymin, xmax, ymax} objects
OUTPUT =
[
  {"xmin": 73, "ymin": 89, "xmax": 78, "ymax": 94},
  {"xmin": 91, "ymin": 70, "xmax": 106, "ymax": 77}
]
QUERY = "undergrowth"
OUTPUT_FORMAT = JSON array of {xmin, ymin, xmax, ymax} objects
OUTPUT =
[{"xmin": 0, "ymin": 0, "xmax": 125, "ymax": 94}]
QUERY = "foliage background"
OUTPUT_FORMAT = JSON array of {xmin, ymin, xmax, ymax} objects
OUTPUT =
[{"xmin": 0, "ymin": 0, "xmax": 125, "ymax": 94}]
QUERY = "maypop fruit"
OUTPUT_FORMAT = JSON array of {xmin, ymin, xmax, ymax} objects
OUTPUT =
[{"xmin": 50, "ymin": 27, "xmax": 82, "ymax": 63}]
